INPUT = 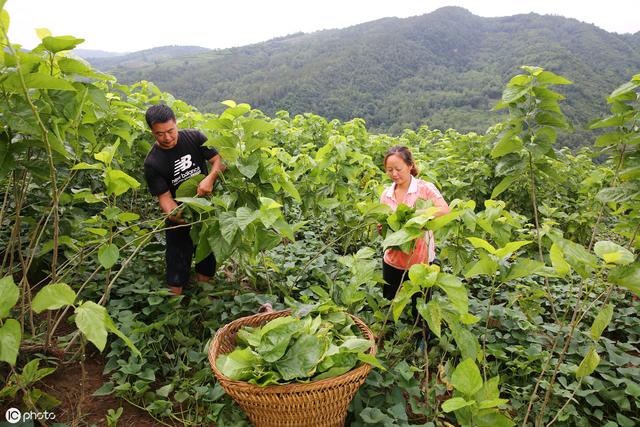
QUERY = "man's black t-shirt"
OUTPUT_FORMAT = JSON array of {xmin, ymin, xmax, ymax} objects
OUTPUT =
[{"xmin": 144, "ymin": 129, "xmax": 218, "ymax": 198}]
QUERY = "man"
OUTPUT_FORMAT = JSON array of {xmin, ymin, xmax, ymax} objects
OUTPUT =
[{"xmin": 143, "ymin": 104, "xmax": 225, "ymax": 296}]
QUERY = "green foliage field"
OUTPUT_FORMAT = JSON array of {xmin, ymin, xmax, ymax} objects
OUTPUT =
[{"xmin": 0, "ymin": 4, "xmax": 639, "ymax": 427}]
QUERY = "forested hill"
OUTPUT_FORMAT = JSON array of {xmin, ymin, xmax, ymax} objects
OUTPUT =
[
  {"xmin": 86, "ymin": 45, "xmax": 211, "ymax": 69},
  {"xmin": 86, "ymin": 7, "xmax": 640, "ymax": 147}
]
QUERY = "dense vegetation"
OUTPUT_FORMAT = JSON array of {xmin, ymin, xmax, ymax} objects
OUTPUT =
[
  {"xmin": 86, "ymin": 7, "xmax": 640, "ymax": 149},
  {"xmin": 1, "ymin": 4, "xmax": 639, "ymax": 427}
]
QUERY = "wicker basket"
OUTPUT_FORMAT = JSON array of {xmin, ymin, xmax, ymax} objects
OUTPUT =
[{"xmin": 208, "ymin": 310, "xmax": 376, "ymax": 427}]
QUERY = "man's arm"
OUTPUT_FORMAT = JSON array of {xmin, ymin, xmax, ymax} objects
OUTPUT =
[
  {"xmin": 158, "ymin": 191, "xmax": 185, "ymax": 224},
  {"xmin": 197, "ymin": 154, "xmax": 225, "ymax": 196}
]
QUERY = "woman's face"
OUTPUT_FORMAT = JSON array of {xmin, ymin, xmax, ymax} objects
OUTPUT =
[{"xmin": 385, "ymin": 154, "xmax": 412, "ymax": 186}]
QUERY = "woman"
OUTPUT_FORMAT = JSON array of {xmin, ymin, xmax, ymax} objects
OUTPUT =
[{"xmin": 380, "ymin": 146, "xmax": 450, "ymax": 314}]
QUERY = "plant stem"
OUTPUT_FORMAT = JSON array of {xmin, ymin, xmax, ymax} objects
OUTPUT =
[
  {"xmin": 528, "ymin": 151, "xmax": 559, "ymax": 324},
  {"xmin": 4, "ymin": 169, "xmax": 30, "ymax": 334},
  {"xmin": 12, "ymin": 50, "xmax": 62, "ymax": 283},
  {"xmin": 376, "ymin": 267, "xmax": 409, "ymax": 350},
  {"xmin": 575, "ymin": 284, "xmax": 614, "ymax": 326},
  {"xmin": 99, "ymin": 230, "xmax": 156, "ymax": 306},
  {"xmin": 0, "ymin": 171, "xmax": 11, "ymax": 258},
  {"xmin": 119, "ymin": 395, "xmax": 176, "ymax": 427},
  {"xmin": 9, "ymin": 365, "xmax": 38, "ymax": 410},
  {"xmin": 76, "ymin": 336, "xmax": 87, "ymax": 427},
  {"xmin": 4, "ymin": 37, "xmax": 63, "ymax": 349},
  {"xmin": 482, "ymin": 277, "xmax": 499, "ymax": 381},
  {"xmin": 521, "ymin": 331, "xmax": 560, "ymax": 426},
  {"xmin": 588, "ymin": 144, "xmax": 626, "ymax": 250},
  {"xmin": 628, "ymin": 222, "xmax": 640, "ymax": 249},
  {"xmin": 545, "ymin": 377, "xmax": 584, "ymax": 427},
  {"xmin": 535, "ymin": 271, "xmax": 595, "ymax": 424},
  {"xmin": 292, "ymin": 223, "xmax": 367, "ymax": 286},
  {"xmin": 63, "ymin": 227, "xmax": 158, "ymax": 353},
  {"xmin": 1, "ymin": 170, "xmax": 27, "ymax": 273},
  {"xmin": 421, "ymin": 326, "xmax": 431, "ymax": 408},
  {"xmin": 375, "ymin": 240, "xmax": 418, "ymax": 350}
]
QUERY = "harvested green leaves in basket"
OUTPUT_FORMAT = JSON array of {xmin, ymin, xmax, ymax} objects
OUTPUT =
[{"xmin": 216, "ymin": 309, "xmax": 381, "ymax": 386}]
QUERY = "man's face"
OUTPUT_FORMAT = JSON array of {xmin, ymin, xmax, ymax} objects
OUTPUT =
[{"xmin": 151, "ymin": 120, "xmax": 178, "ymax": 149}]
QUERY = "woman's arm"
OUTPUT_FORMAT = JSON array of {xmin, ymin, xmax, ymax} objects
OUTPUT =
[{"xmin": 423, "ymin": 182, "xmax": 450, "ymax": 217}]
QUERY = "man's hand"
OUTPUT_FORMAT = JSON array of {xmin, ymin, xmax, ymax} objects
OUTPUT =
[
  {"xmin": 197, "ymin": 175, "xmax": 214, "ymax": 197},
  {"xmin": 170, "ymin": 208, "xmax": 187, "ymax": 224},
  {"xmin": 197, "ymin": 155, "xmax": 224, "ymax": 197},
  {"xmin": 158, "ymin": 191, "xmax": 187, "ymax": 224}
]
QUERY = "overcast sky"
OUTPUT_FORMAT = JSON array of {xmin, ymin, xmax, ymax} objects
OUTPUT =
[{"xmin": 5, "ymin": 0, "xmax": 640, "ymax": 53}]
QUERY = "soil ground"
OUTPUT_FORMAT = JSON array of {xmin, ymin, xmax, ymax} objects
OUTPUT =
[{"xmin": 1, "ymin": 353, "xmax": 164, "ymax": 427}]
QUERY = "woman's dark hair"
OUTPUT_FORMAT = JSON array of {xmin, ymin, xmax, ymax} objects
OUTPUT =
[
  {"xmin": 384, "ymin": 145, "xmax": 418, "ymax": 176},
  {"xmin": 145, "ymin": 104, "xmax": 176, "ymax": 128}
]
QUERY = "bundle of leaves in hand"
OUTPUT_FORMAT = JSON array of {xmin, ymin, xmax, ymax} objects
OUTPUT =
[
  {"xmin": 216, "ymin": 310, "xmax": 380, "ymax": 386},
  {"xmin": 381, "ymin": 199, "xmax": 442, "ymax": 253},
  {"xmin": 171, "ymin": 174, "xmax": 206, "ymax": 223}
]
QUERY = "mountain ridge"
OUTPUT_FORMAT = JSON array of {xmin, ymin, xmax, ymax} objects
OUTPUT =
[
  {"xmin": 86, "ymin": 45, "xmax": 211, "ymax": 69},
  {"xmin": 84, "ymin": 7, "xmax": 640, "ymax": 147}
]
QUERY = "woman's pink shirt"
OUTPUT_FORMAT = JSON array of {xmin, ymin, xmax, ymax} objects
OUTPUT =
[{"xmin": 380, "ymin": 176, "xmax": 450, "ymax": 270}]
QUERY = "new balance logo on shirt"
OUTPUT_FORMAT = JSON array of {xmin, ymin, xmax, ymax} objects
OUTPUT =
[
  {"xmin": 171, "ymin": 154, "xmax": 200, "ymax": 186},
  {"xmin": 174, "ymin": 155, "xmax": 193, "ymax": 174}
]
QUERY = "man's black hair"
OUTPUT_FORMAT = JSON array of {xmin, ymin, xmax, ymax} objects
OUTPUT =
[{"xmin": 145, "ymin": 104, "xmax": 176, "ymax": 128}]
